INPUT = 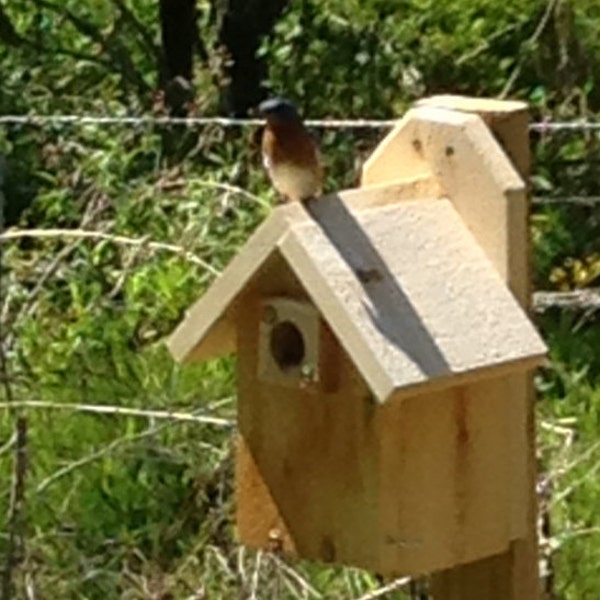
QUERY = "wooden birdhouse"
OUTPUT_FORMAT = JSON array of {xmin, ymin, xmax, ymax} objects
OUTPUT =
[{"xmin": 168, "ymin": 96, "xmax": 547, "ymax": 588}]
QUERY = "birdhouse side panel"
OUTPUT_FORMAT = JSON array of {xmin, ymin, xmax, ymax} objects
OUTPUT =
[{"xmin": 376, "ymin": 375, "xmax": 526, "ymax": 576}]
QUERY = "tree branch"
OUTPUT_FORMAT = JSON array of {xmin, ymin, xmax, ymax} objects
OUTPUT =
[
  {"xmin": 215, "ymin": 0, "xmax": 292, "ymax": 116},
  {"xmin": 32, "ymin": 0, "xmax": 151, "ymax": 96},
  {"xmin": 112, "ymin": 0, "xmax": 161, "ymax": 64},
  {"xmin": 0, "ymin": 5, "xmax": 26, "ymax": 47}
]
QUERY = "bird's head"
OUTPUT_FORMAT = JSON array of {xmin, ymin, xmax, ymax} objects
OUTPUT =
[{"xmin": 258, "ymin": 97, "xmax": 301, "ymax": 126}]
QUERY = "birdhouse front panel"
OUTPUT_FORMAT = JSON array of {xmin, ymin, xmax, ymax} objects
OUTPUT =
[{"xmin": 233, "ymin": 253, "xmax": 379, "ymax": 567}]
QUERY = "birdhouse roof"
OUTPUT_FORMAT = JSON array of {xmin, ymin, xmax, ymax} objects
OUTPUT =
[{"xmin": 168, "ymin": 191, "xmax": 546, "ymax": 403}]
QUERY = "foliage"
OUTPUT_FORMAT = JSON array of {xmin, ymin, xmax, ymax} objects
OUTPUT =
[{"xmin": 1, "ymin": 0, "xmax": 600, "ymax": 597}]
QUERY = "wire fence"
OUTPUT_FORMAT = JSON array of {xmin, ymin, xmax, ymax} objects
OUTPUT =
[
  {"xmin": 532, "ymin": 195, "xmax": 600, "ymax": 206},
  {"xmin": 0, "ymin": 112, "xmax": 599, "ymax": 132}
]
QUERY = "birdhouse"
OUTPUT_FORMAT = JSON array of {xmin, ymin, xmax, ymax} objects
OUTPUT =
[{"xmin": 168, "ymin": 96, "xmax": 547, "ymax": 580}]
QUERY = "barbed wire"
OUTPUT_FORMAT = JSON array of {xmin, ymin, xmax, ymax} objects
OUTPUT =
[
  {"xmin": 530, "ymin": 121, "xmax": 600, "ymax": 133},
  {"xmin": 0, "ymin": 114, "xmax": 393, "ymax": 129},
  {"xmin": 532, "ymin": 196, "xmax": 600, "ymax": 206},
  {"xmin": 0, "ymin": 113, "xmax": 599, "ymax": 132}
]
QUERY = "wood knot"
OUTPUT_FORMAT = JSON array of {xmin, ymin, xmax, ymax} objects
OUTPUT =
[
  {"xmin": 320, "ymin": 535, "xmax": 336, "ymax": 562},
  {"xmin": 355, "ymin": 267, "xmax": 383, "ymax": 284},
  {"xmin": 268, "ymin": 528, "xmax": 284, "ymax": 553}
]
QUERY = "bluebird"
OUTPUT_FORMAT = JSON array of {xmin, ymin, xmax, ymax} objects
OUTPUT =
[{"xmin": 259, "ymin": 97, "xmax": 323, "ymax": 204}]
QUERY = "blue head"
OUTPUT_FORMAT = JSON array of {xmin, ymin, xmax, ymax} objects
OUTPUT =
[{"xmin": 258, "ymin": 97, "xmax": 301, "ymax": 125}]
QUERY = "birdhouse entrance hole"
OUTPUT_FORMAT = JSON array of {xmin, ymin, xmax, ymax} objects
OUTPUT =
[
  {"xmin": 258, "ymin": 297, "xmax": 322, "ymax": 388},
  {"xmin": 270, "ymin": 321, "xmax": 305, "ymax": 371}
]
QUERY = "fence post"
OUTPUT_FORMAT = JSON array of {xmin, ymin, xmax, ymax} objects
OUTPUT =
[{"xmin": 418, "ymin": 96, "xmax": 540, "ymax": 600}]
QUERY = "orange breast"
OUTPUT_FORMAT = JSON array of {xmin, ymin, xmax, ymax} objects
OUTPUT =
[
  {"xmin": 262, "ymin": 122, "xmax": 321, "ymax": 171},
  {"xmin": 262, "ymin": 122, "xmax": 323, "ymax": 202}
]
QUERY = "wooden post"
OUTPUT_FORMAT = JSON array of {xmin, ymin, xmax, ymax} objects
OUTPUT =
[{"xmin": 414, "ymin": 97, "xmax": 539, "ymax": 600}]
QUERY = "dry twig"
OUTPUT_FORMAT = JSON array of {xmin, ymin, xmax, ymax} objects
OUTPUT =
[
  {"xmin": 0, "ymin": 399, "xmax": 234, "ymax": 427},
  {"xmin": 249, "ymin": 551, "xmax": 263, "ymax": 600},
  {"xmin": 0, "ymin": 228, "xmax": 219, "ymax": 275},
  {"xmin": 533, "ymin": 288, "xmax": 600, "ymax": 313},
  {"xmin": 354, "ymin": 576, "xmax": 412, "ymax": 600},
  {"xmin": 1, "ymin": 193, "xmax": 108, "ymax": 349},
  {"xmin": 1, "ymin": 417, "xmax": 28, "ymax": 600},
  {"xmin": 270, "ymin": 554, "xmax": 323, "ymax": 599},
  {"xmin": 500, "ymin": 0, "xmax": 560, "ymax": 98},
  {"xmin": 0, "ymin": 186, "xmax": 28, "ymax": 596}
]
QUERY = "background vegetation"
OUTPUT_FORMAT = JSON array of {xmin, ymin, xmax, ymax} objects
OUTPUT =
[{"xmin": 1, "ymin": 0, "xmax": 600, "ymax": 598}]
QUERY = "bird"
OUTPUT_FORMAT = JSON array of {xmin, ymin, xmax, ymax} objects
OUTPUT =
[{"xmin": 258, "ymin": 97, "xmax": 323, "ymax": 204}]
